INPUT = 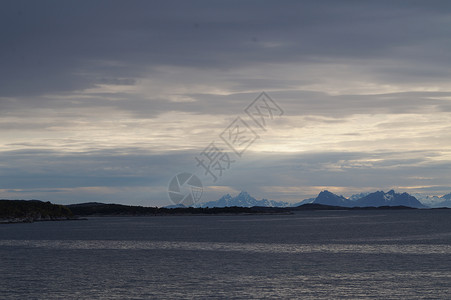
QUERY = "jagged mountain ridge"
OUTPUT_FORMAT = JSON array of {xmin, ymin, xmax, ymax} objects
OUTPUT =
[
  {"xmin": 196, "ymin": 191, "xmax": 290, "ymax": 208},
  {"xmin": 312, "ymin": 190, "xmax": 354, "ymax": 207},
  {"xmin": 432, "ymin": 193, "xmax": 451, "ymax": 208},
  {"xmin": 356, "ymin": 190, "xmax": 426, "ymax": 208},
  {"xmin": 313, "ymin": 190, "xmax": 426, "ymax": 208},
  {"xmin": 348, "ymin": 192, "xmax": 371, "ymax": 201},
  {"xmin": 199, "ymin": 190, "xmax": 451, "ymax": 208},
  {"xmin": 413, "ymin": 193, "xmax": 451, "ymax": 208}
]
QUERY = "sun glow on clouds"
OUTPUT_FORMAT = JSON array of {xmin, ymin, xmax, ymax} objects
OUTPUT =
[
  {"xmin": 2, "ymin": 69, "xmax": 451, "ymax": 204},
  {"xmin": 2, "ymin": 78, "xmax": 451, "ymax": 204},
  {"xmin": 253, "ymin": 113, "xmax": 451, "ymax": 156}
]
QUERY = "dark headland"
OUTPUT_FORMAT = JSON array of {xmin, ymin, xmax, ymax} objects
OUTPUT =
[
  {"xmin": 0, "ymin": 200, "xmax": 74, "ymax": 224},
  {"xmin": 2, "ymin": 199, "xmax": 445, "ymax": 224}
]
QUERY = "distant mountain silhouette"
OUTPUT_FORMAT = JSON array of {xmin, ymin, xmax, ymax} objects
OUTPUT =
[
  {"xmin": 311, "ymin": 190, "xmax": 426, "ymax": 208},
  {"xmin": 355, "ymin": 190, "xmax": 426, "ymax": 208},
  {"xmin": 348, "ymin": 192, "xmax": 370, "ymax": 201},
  {"xmin": 291, "ymin": 197, "xmax": 315, "ymax": 207},
  {"xmin": 203, "ymin": 190, "xmax": 432, "ymax": 208},
  {"xmin": 197, "ymin": 191, "xmax": 290, "ymax": 208},
  {"xmin": 312, "ymin": 190, "xmax": 353, "ymax": 207},
  {"xmin": 432, "ymin": 193, "xmax": 451, "ymax": 208}
]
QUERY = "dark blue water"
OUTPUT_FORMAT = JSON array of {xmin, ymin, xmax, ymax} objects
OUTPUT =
[{"xmin": 1, "ymin": 210, "xmax": 451, "ymax": 299}]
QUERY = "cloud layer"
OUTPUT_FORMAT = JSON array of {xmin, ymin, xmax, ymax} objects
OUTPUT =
[{"xmin": 1, "ymin": 1, "xmax": 451, "ymax": 205}]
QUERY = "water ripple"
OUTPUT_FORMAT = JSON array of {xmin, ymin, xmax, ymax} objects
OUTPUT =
[{"xmin": 1, "ymin": 239, "xmax": 451, "ymax": 255}]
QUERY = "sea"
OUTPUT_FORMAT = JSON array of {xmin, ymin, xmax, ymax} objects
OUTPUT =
[{"xmin": 1, "ymin": 209, "xmax": 451, "ymax": 299}]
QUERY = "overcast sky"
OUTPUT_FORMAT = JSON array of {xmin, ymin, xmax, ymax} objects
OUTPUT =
[{"xmin": 1, "ymin": 0, "xmax": 451, "ymax": 206}]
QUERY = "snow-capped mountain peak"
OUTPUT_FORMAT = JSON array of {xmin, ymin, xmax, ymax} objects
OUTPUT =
[
  {"xmin": 197, "ymin": 191, "xmax": 290, "ymax": 208},
  {"xmin": 312, "ymin": 190, "xmax": 426, "ymax": 208},
  {"xmin": 384, "ymin": 190, "xmax": 395, "ymax": 202}
]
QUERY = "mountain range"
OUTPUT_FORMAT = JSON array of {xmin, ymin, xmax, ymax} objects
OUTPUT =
[
  {"xmin": 414, "ymin": 193, "xmax": 451, "ymax": 208},
  {"xmin": 199, "ymin": 190, "xmax": 445, "ymax": 208},
  {"xmin": 196, "ymin": 191, "xmax": 291, "ymax": 208},
  {"xmin": 312, "ymin": 190, "xmax": 426, "ymax": 208}
]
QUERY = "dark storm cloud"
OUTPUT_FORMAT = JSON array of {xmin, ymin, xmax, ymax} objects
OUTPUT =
[
  {"xmin": 184, "ymin": 90, "xmax": 451, "ymax": 117},
  {"xmin": 3, "ymin": 89, "xmax": 450, "ymax": 122},
  {"xmin": 0, "ymin": 148, "xmax": 195, "ymax": 189},
  {"xmin": 2, "ymin": 0, "xmax": 451, "ymax": 97}
]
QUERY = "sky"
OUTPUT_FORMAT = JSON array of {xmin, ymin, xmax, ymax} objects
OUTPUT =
[{"xmin": 1, "ymin": 0, "xmax": 451, "ymax": 206}]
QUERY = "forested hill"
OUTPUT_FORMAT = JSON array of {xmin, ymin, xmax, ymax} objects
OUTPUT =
[{"xmin": 0, "ymin": 200, "xmax": 73, "ymax": 223}]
